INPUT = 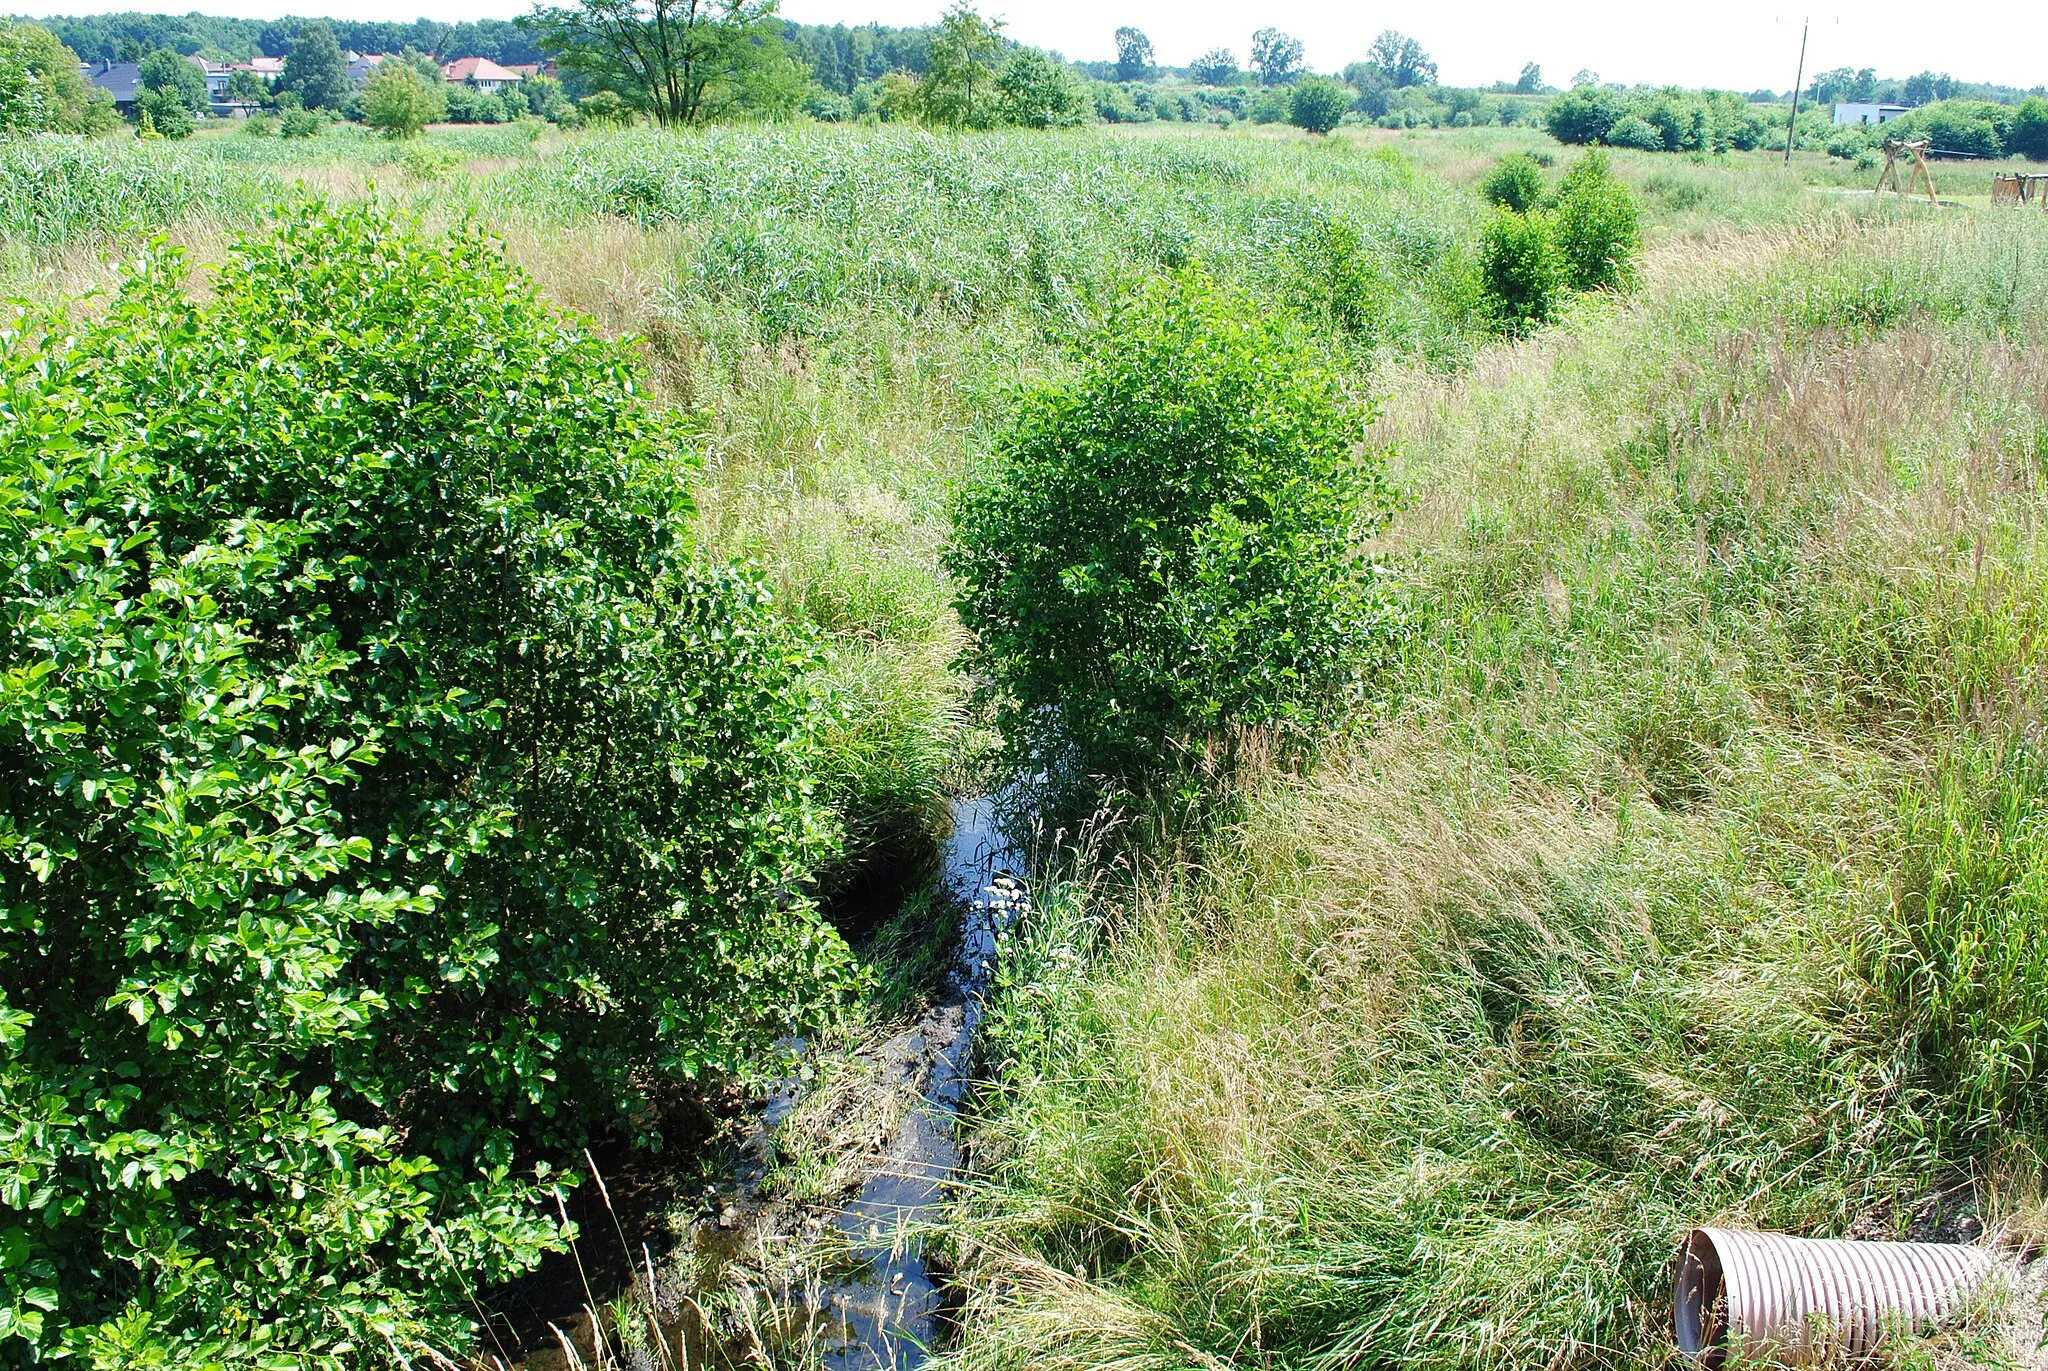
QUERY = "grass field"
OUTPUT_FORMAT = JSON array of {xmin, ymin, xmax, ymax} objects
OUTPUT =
[
  {"xmin": 3, "ymin": 119, "xmax": 2044, "ymax": 1367},
  {"xmin": 949, "ymin": 207, "xmax": 2048, "ymax": 1368}
]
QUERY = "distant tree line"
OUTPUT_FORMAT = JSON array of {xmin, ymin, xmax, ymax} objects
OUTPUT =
[
  {"xmin": 36, "ymin": 11, "xmax": 547, "ymax": 65},
  {"xmin": 1804, "ymin": 65, "xmax": 2043, "ymax": 110},
  {"xmin": 1545, "ymin": 85, "xmax": 1770, "ymax": 152},
  {"xmin": 26, "ymin": 6, "xmax": 947, "ymax": 87}
]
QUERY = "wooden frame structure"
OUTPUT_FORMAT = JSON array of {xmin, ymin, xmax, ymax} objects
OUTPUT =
[
  {"xmin": 1992, "ymin": 173, "xmax": 2048, "ymax": 208},
  {"xmin": 1875, "ymin": 139, "xmax": 1939, "ymax": 206}
]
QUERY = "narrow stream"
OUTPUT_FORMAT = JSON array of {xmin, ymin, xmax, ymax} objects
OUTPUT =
[
  {"xmin": 809, "ymin": 796, "xmax": 1020, "ymax": 1369},
  {"xmin": 494, "ymin": 796, "xmax": 1021, "ymax": 1371}
]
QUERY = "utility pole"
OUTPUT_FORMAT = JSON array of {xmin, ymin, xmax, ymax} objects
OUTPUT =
[{"xmin": 1784, "ymin": 16, "xmax": 1808, "ymax": 165}]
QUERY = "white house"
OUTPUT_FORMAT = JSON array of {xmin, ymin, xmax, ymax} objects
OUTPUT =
[{"xmin": 1834, "ymin": 102, "xmax": 1910, "ymax": 126}]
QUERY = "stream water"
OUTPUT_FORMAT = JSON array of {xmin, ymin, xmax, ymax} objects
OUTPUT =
[
  {"xmin": 807, "ymin": 796, "xmax": 1020, "ymax": 1369},
  {"xmin": 494, "ymin": 796, "xmax": 1021, "ymax": 1371}
]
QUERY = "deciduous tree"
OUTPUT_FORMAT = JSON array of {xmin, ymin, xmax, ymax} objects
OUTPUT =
[
  {"xmin": 1366, "ymin": 29, "xmax": 1435, "ymax": 88},
  {"xmin": 1190, "ymin": 45, "xmax": 1234, "ymax": 85},
  {"xmin": 998, "ymin": 47, "xmax": 1086, "ymax": 128},
  {"xmin": 525, "ymin": 0, "xmax": 790, "ymax": 126},
  {"xmin": 914, "ymin": 4, "xmax": 1004, "ymax": 129},
  {"xmin": 1113, "ymin": 25, "xmax": 1151, "ymax": 83},
  {"xmin": 283, "ymin": 19, "xmax": 349, "ymax": 109},
  {"xmin": 364, "ymin": 58, "xmax": 447, "ymax": 136},
  {"xmin": 1250, "ymin": 27, "xmax": 1303, "ymax": 85},
  {"xmin": 138, "ymin": 46, "xmax": 207, "ymax": 109}
]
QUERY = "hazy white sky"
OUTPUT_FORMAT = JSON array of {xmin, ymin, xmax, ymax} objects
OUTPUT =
[{"xmin": 21, "ymin": 0, "xmax": 2048, "ymax": 92}]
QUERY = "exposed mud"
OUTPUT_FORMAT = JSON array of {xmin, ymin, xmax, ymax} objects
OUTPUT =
[{"xmin": 492, "ymin": 797, "xmax": 1022, "ymax": 1370}]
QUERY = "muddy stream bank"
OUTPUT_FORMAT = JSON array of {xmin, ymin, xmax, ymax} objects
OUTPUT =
[{"xmin": 486, "ymin": 797, "xmax": 1023, "ymax": 1371}]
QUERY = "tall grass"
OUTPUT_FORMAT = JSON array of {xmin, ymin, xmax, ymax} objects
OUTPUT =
[
  {"xmin": 945, "ymin": 207, "xmax": 2048, "ymax": 1369},
  {"xmin": 511, "ymin": 126, "xmax": 1482, "ymax": 364},
  {"xmin": 0, "ymin": 134, "xmax": 275, "ymax": 248}
]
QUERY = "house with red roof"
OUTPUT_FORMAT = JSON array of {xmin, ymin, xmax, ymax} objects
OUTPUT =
[{"xmin": 441, "ymin": 57, "xmax": 524, "ymax": 93}]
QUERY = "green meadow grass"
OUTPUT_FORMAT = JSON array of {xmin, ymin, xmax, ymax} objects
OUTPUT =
[
  {"xmin": 6, "ymin": 118, "xmax": 2040, "ymax": 1365},
  {"xmin": 945, "ymin": 208, "xmax": 2048, "ymax": 1370}
]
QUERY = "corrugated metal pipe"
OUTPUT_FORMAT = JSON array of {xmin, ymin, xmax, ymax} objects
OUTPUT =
[{"xmin": 1673, "ymin": 1226, "xmax": 1997, "ymax": 1365}]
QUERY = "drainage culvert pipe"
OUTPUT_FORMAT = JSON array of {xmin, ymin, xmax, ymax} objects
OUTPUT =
[{"xmin": 1673, "ymin": 1227, "xmax": 1996, "ymax": 1365}]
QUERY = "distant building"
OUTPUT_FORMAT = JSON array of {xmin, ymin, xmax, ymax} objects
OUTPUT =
[
  {"xmin": 188, "ymin": 55, "xmax": 232, "ymax": 102},
  {"xmin": 346, "ymin": 52, "xmax": 387, "ymax": 85},
  {"xmin": 1834, "ymin": 102, "xmax": 1910, "ymax": 126},
  {"xmin": 81, "ymin": 59, "xmax": 141, "ymax": 109},
  {"xmin": 236, "ymin": 55, "xmax": 285, "ymax": 82},
  {"xmin": 505, "ymin": 61, "xmax": 556, "ymax": 81},
  {"xmin": 441, "ymin": 57, "xmax": 523, "ymax": 93}
]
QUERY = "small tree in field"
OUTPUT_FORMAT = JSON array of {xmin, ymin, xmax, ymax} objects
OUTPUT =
[
  {"xmin": 364, "ymin": 60, "xmax": 447, "ymax": 137},
  {"xmin": 283, "ymin": 18, "xmax": 349, "ymax": 110},
  {"xmin": 1288, "ymin": 76, "xmax": 1348, "ymax": 134},
  {"xmin": 916, "ymin": 4, "xmax": 1005, "ymax": 128},
  {"xmin": 1478, "ymin": 207, "xmax": 1566, "ymax": 336},
  {"xmin": 1552, "ymin": 149, "xmax": 1641, "ymax": 292},
  {"xmin": 0, "ymin": 200, "xmax": 860, "ymax": 1360},
  {"xmin": 1481, "ymin": 153, "xmax": 1545, "ymax": 212},
  {"xmin": 997, "ymin": 48, "xmax": 1087, "ymax": 128},
  {"xmin": 948, "ymin": 271, "xmax": 1403, "ymax": 784}
]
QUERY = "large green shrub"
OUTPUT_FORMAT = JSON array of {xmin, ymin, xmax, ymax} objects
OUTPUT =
[
  {"xmin": 1602, "ymin": 113, "xmax": 1665, "ymax": 151},
  {"xmin": 1476, "ymin": 207, "xmax": 1566, "ymax": 336},
  {"xmin": 946, "ymin": 271, "xmax": 1403, "ymax": 782},
  {"xmin": 0, "ymin": 202, "xmax": 858, "ymax": 1363},
  {"xmin": 995, "ymin": 48, "xmax": 1088, "ymax": 129},
  {"xmin": 1287, "ymin": 76, "xmax": 1349, "ymax": 136},
  {"xmin": 1543, "ymin": 83, "xmax": 1625, "ymax": 145},
  {"xmin": 1479, "ymin": 153, "xmax": 1545, "ymax": 213},
  {"xmin": 2012, "ymin": 96, "xmax": 2048, "ymax": 161},
  {"xmin": 1885, "ymin": 99, "xmax": 2012, "ymax": 160},
  {"xmin": 1551, "ymin": 149, "xmax": 1641, "ymax": 293}
]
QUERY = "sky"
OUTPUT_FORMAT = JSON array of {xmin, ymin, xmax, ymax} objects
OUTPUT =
[{"xmin": 19, "ymin": 0, "xmax": 2048, "ymax": 93}]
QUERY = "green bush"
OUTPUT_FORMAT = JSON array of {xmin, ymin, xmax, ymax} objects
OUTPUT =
[
  {"xmin": 1249, "ymin": 85, "xmax": 1291, "ymax": 124},
  {"xmin": 946, "ymin": 271, "xmax": 1403, "ymax": 783},
  {"xmin": 1885, "ymin": 99, "xmax": 2011, "ymax": 160},
  {"xmin": 1603, "ymin": 112, "xmax": 1665, "ymax": 151},
  {"xmin": 1476, "ymin": 207, "xmax": 1566, "ymax": 336},
  {"xmin": 1479, "ymin": 153, "xmax": 1545, "ymax": 212},
  {"xmin": 1544, "ymin": 83, "xmax": 1624, "ymax": 144},
  {"xmin": 1287, "ymin": 76, "xmax": 1349, "ymax": 135},
  {"xmin": 2013, "ymin": 96, "xmax": 2048, "ymax": 161},
  {"xmin": 0, "ymin": 201, "xmax": 859, "ymax": 1363},
  {"xmin": 996, "ymin": 48, "xmax": 1088, "ymax": 129},
  {"xmin": 134, "ymin": 87, "xmax": 193, "ymax": 139},
  {"xmin": 1281, "ymin": 214, "xmax": 1391, "ymax": 344},
  {"xmin": 278, "ymin": 106, "xmax": 321, "ymax": 138},
  {"xmin": 1552, "ymin": 149, "xmax": 1640, "ymax": 293}
]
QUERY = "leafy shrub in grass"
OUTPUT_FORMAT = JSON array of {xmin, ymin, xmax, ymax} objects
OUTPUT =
[
  {"xmin": 1552, "ymin": 149, "xmax": 1641, "ymax": 293},
  {"xmin": 1477, "ymin": 206, "xmax": 1567, "ymax": 336},
  {"xmin": 1286, "ymin": 76, "xmax": 1349, "ymax": 136},
  {"xmin": 947, "ymin": 271, "xmax": 1403, "ymax": 784},
  {"xmin": 1479, "ymin": 153, "xmax": 1545, "ymax": 213},
  {"xmin": 0, "ymin": 201, "xmax": 858, "ymax": 1363},
  {"xmin": 1603, "ymin": 113, "xmax": 1665, "ymax": 151}
]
